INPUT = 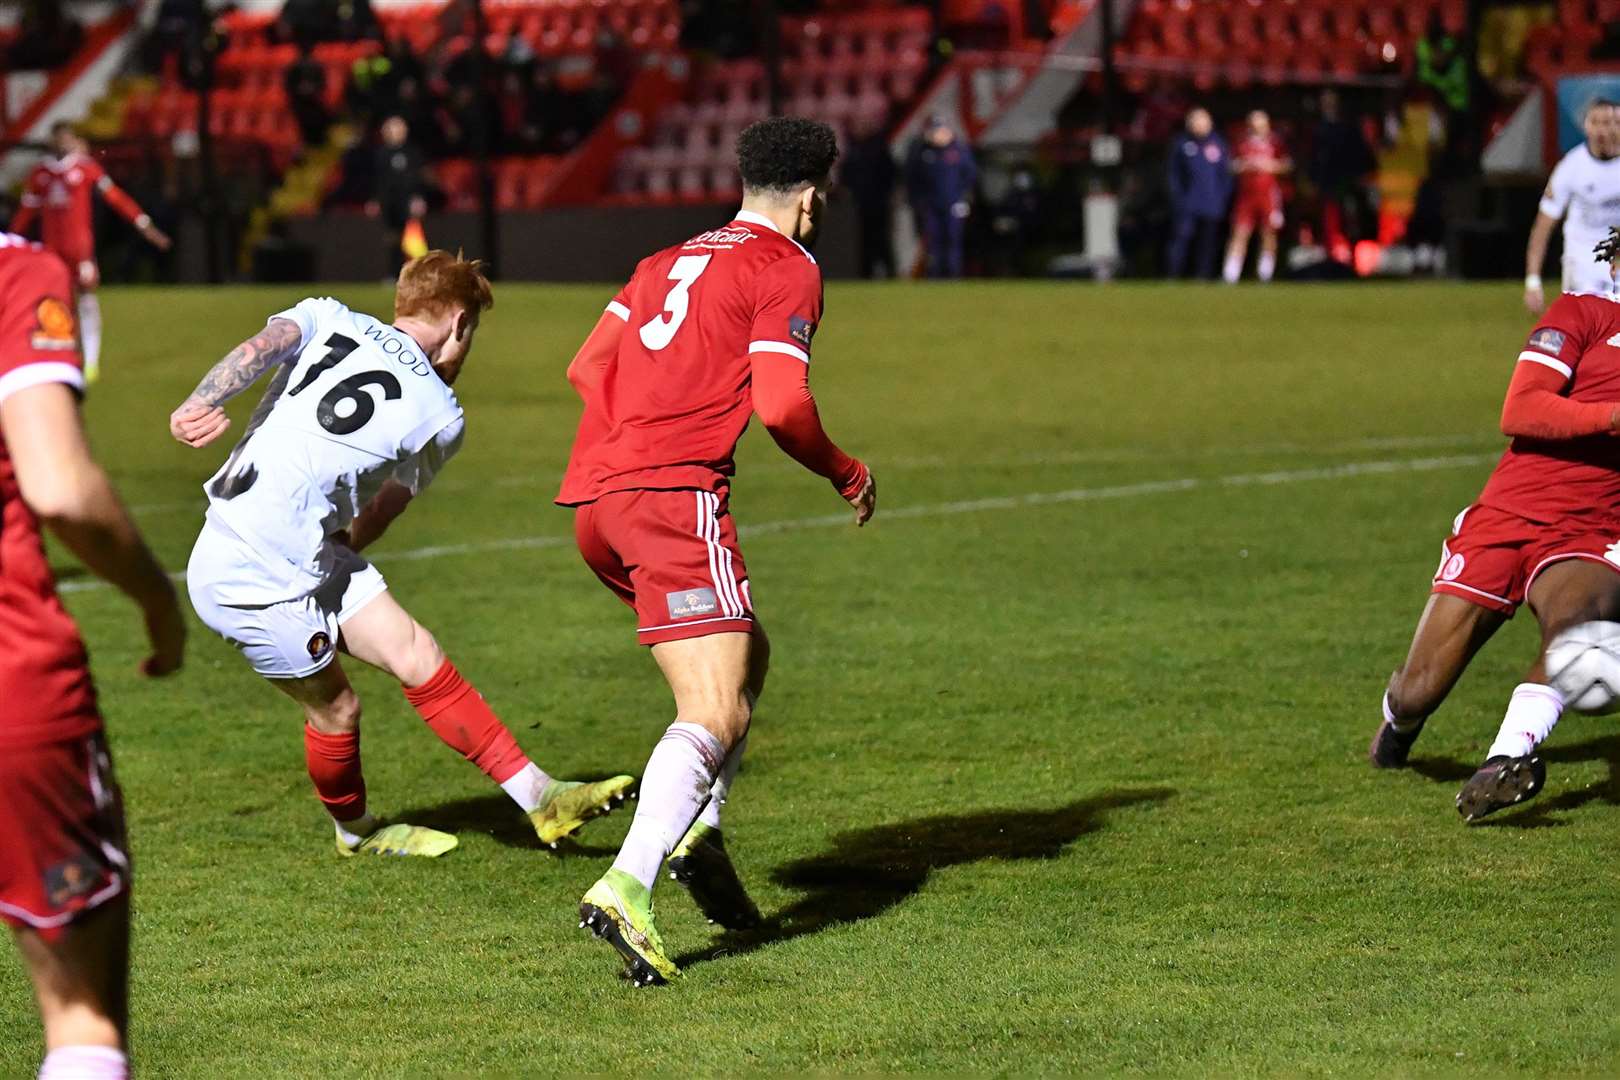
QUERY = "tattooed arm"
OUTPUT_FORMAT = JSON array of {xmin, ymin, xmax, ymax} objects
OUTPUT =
[{"xmin": 168, "ymin": 317, "xmax": 304, "ymax": 448}]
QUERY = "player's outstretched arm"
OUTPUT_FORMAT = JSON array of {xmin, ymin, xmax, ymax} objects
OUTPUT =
[
  {"xmin": 751, "ymin": 352, "xmax": 876, "ymax": 526},
  {"xmin": 1524, "ymin": 212, "xmax": 1559, "ymax": 315},
  {"xmin": 169, "ymin": 317, "xmax": 304, "ymax": 447},
  {"xmin": 3, "ymin": 383, "xmax": 184, "ymax": 675}
]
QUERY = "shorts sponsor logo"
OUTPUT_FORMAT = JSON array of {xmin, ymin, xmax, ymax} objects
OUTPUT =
[
  {"xmin": 43, "ymin": 852, "xmax": 102, "ymax": 908},
  {"xmin": 789, "ymin": 315, "xmax": 816, "ymax": 348},
  {"xmin": 667, "ymin": 587, "xmax": 719, "ymax": 620},
  {"xmin": 30, "ymin": 296, "xmax": 77, "ymax": 351},
  {"xmin": 1526, "ymin": 328, "xmax": 1566, "ymax": 356},
  {"xmin": 1440, "ymin": 553, "xmax": 1466, "ymax": 581},
  {"xmin": 307, "ymin": 632, "xmax": 332, "ymax": 659}
]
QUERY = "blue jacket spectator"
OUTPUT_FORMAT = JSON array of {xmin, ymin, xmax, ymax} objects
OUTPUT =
[
  {"xmin": 1166, "ymin": 108, "xmax": 1232, "ymax": 279},
  {"xmin": 907, "ymin": 116, "xmax": 978, "ymax": 278}
]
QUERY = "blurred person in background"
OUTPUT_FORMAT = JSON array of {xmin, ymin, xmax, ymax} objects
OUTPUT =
[
  {"xmin": 907, "ymin": 115, "xmax": 977, "ymax": 279},
  {"xmin": 1524, "ymin": 98, "xmax": 1620, "ymax": 313},
  {"xmin": 841, "ymin": 115, "xmax": 899, "ymax": 279},
  {"xmin": 368, "ymin": 116, "xmax": 428, "ymax": 277},
  {"xmin": 1166, "ymin": 106, "xmax": 1232, "ymax": 279},
  {"xmin": 286, "ymin": 43, "xmax": 332, "ymax": 149},
  {"xmin": 1306, "ymin": 89, "xmax": 1375, "ymax": 266},
  {"xmin": 1223, "ymin": 110, "xmax": 1290, "ymax": 284}
]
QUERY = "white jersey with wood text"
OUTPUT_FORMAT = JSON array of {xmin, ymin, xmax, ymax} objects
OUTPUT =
[
  {"xmin": 200, "ymin": 297, "xmax": 464, "ymax": 605},
  {"xmin": 1540, "ymin": 144, "xmax": 1620, "ymax": 296}
]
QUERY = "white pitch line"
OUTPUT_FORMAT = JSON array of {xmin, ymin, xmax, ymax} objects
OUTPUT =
[{"xmin": 62, "ymin": 452, "xmax": 1495, "ymax": 596}]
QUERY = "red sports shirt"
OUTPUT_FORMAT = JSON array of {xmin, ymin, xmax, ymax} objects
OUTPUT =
[
  {"xmin": 558, "ymin": 209, "xmax": 863, "ymax": 505},
  {"xmin": 12, "ymin": 153, "xmax": 150, "ymax": 266},
  {"xmin": 1479, "ymin": 292, "xmax": 1620, "ymax": 524},
  {"xmin": 0, "ymin": 235, "xmax": 100, "ymax": 749},
  {"xmin": 1234, "ymin": 133, "xmax": 1286, "ymax": 200}
]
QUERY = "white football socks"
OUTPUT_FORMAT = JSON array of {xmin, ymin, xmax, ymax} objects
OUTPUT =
[
  {"xmin": 1382, "ymin": 690, "xmax": 1420, "ymax": 734},
  {"xmin": 697, "ymin": 732, "xmax": 747, "ymax": 831},
  {"xmin": 1258, "ymin": 250, "xmax": 1276, "ymax": 282},
  {"xmin": 77, "ymin": 293, "xmax": 102, "ymax": 379},
  {"xmin": 333, "ymin": 811, "xmax": 379, "ymax": 848},
  {"xmin": 500, "ymin": 762, "xmax": 553, "ymax": 814},
  {"xmin": 39, "ymin": 1046, "xmax": 127, "ymax": 1080},
  {"xmin": 611, "ymin": 721, "xmax": 725, "ymax": 891},
  {"xmin": 1486, "ymin": 683, "xmax": 1564, "ymax": 760},
  {"xmin": 1222, "ymin": 253, "xmax": 1242, "ymax": 283}
]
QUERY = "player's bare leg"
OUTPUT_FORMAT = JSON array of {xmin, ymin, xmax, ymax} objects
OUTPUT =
[
  {"xmin": 1374, "ymin": 593, "xmax": 1508, "ymax": 767},
  {"xmin": 337, "ymin": 589, "xmax": 633, "ymax": 846},
  {"xmin": 1459, "ymin": 559, "xmax": 1620, "ymax": 821},
  {"xmin": 1222, "ymin": 225, "xmax": 1252, "ymax": 283},
  {"xmin": 1257, "ymin": 227, "xmax": 1279, "ymax": 283},
  {"xmin": 581, "ymin": 631, "xmax": 753, "ymax": 984},
  {"xmin": 669, "ymin": 623, "xmax": 770, "ymax": 929},
  {"xmin": 12, "ymin": 896, "xmax": 129, "ymax": 1077}
]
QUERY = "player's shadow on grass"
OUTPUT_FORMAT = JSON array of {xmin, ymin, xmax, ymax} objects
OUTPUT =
[
  {"xmin": 674, "ymin": 786, "xmax": 1174, "ymax": 969},
  {"xmin": 1408, "ymin": 733, "xmax": 1619, "ymax": 828}
]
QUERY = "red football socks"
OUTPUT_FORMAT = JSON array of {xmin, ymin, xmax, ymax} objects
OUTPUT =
[
  {"xmin": 304, "ymin": 724, "xmax": 367, "ymax": 821},
  {"xmin": 403, "ymin": 659, "xmax": 532, "ymax": 785}
]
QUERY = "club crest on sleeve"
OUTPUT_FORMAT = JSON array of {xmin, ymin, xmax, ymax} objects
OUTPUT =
[
  {"xmin": 30, "ymin": 296, "xmax": 77, "ymax": 351},
  {"xmin": 1526, "ymin": 328, "xmax": 1566, "ymax": 356},
  {"xmin": 789, "ymin": 315, "xmax": 816, "ymax": 348},
  {"xmin": 666, "ymin": 588, "xmax": 719, "ymax": 619}
]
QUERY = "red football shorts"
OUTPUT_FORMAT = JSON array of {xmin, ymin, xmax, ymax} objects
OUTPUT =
[
  {"xmin": 575, "ymin": 488, "xmax": 755, "ymax": 645},
  {"xmin": 1430, "ymin": 503, "xmax": 1620, "ymax": 615},
  {"xmin": 0, "ymin": 730, "xmax": 129, "ymax": 940},
  {"xmin": 1232, "ymin": 187, "xmax": 1283, "ymax": 232}
]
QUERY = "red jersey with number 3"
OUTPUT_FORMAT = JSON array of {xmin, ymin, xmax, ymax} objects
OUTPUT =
[
  {"xmin": 1479, "ymin": 293, "xmax": 1620, "ymax": 523},
  {"xmin": 0, "ymin": 235, "xmax": 100, "ymax": 749},
  {"xmin": 557, "ymin": 209, "xmax": 824, "ymax": 505}
]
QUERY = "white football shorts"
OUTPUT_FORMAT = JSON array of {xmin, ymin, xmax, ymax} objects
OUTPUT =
[{"xmin": 187, "ymin": 521, "xmax": 388, "ymax": 679}]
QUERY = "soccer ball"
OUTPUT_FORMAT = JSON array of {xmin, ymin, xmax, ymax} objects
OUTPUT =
[{"xmin": 1544, "ymin": 621, "xmax": 1620, "ymax": 714}]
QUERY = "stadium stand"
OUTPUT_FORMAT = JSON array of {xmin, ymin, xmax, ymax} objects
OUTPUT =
[{"xmin": 610, "ymin": 6, "xmax": 934, "ymax": 202}]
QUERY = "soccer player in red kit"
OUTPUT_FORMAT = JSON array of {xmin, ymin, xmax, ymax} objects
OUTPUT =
[
  {"xmin": 1371, "ymin": 227, "xmax": 1620, "ymax": 821},
  {"xmin": 1223, "ymin": 110, "xmax": 1290, "ymax": 284},
  {"xmin": 0, "ymin": 234, "xmax": 186, "ymax": 1078},
  {"xmin": 560, "ymin": 117, "xmax": 875, "ymax": 985},
  {"xmin": 11, "ymin": 122, "xmax": 172, "ymax": 383}
]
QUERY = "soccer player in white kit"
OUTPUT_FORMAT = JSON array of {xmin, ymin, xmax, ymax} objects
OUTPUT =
[
  {"xmin": 1525, "ymin": 97, "xmax": 1620, "ymax": 313},
  {"xmin": 169, "ymin": 252, "xmax": 633, "ymax": 857}
]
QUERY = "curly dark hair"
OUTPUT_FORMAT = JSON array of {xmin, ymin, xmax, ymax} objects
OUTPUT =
[
  {"xmin": 736, "ymin": 117, "xmax": 839, "ymax": 196},
  {"xmin": 1597, "ymin": 225, "xmax": 1620, "ymax": 265}
]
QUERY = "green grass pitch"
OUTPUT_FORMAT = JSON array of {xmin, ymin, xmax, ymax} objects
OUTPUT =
[{"xmin": 1, "ymin": 282, "xmax": 1615, "ymax": 1075}]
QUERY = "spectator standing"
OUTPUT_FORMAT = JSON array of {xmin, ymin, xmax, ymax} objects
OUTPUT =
[
  {"xmin": 841, "ymin": 116, "xmax": 899, "ymax": 278},
  {"xmin": 369, "ymin": 115, "xmax": 428, "ymax": 276},
  {"xmin": 907, "ymin": 115, "xmax": 977, "ymax": 279},
  {"xmin": 285, "ymin": 44, "xmax": 332, "ymax": 148},
  {"xmin": 1306, "ymin": 89, "xmax": 1375, "ymax": 265},
  {"xmin": 1166, "ymin": 106, "xmax": 1232, "ymax": 279}
]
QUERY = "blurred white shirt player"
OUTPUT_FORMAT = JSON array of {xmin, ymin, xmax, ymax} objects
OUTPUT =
[{"xmin": 1525, "ymin": 97, "xmax": 1620, "ymax": 313}]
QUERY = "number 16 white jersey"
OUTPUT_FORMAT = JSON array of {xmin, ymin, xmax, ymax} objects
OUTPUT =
[{"xmin": 201, "ymin": 296, "xmax": 464, "ymax": 605}]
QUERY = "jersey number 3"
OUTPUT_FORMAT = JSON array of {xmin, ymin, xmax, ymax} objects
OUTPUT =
[
  {"xmin": 288, "ymin": 332, "xmax": 403, "ymax": 435},
  {"xmin": 639, "ymin": 254, "xmax": 712, "ymax": 351}
]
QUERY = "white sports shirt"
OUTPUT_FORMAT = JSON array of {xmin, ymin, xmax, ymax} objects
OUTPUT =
[
  {"xmin": 1539, "ymin": 143, "xmax": 1620, "ymax": 295},
  {"xmin": 201, "ymin": 297, "xmax": 464, "ymax": 605}
]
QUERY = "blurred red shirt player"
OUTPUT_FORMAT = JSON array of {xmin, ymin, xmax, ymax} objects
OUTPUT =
[
  {"xmin": 0, "ymin": 235, "xmax": 183, "ymax": 1076},
  {"xmin": 1223, "ymin": 110, "xmax": 1290, "ymax": 283},
  {"xmin": 559, "ymin": 117, "xmax": 875, "ymax": 985},
  {"xmin": 10, "ymin": 122, "xmax": 172, "ymax": 382}
]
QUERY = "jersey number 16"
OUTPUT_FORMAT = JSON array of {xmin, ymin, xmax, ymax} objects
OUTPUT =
[{"xmin": 289, "ymin": 332, "xmax": 403, "ymax": 435}]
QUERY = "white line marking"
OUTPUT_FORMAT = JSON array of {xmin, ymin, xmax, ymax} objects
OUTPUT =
[{"xmin": 62, "ymin": 452, "xmax": 1496, "ymax": 596}]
